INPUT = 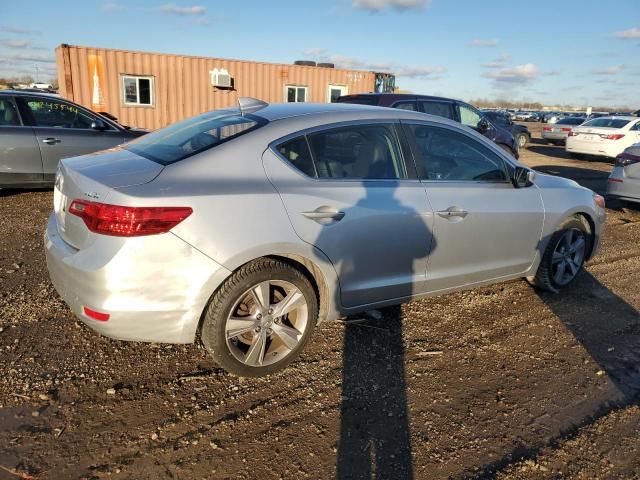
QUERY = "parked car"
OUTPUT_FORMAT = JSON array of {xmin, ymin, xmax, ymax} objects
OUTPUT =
[
  {"xmin": 337, "ymin": 93, "xmax": 519, "ymax": 157},
  {"xmin": 542, "ymin": 117, "xmax": 586, "ymax": 145},
  {"xmin": 607, "ymin": 143, "xmax": 640, "ymax": 206},
  {"xmin": 566, "ymin": 116, "xmax": 640, "ymax": 160},
  {"xmin": 482, "ymin": 110, "xmax": 531, "ymax": 148},
  {"xmin": 546, "ymin": 113, "xmax": 568, "ymax": 124},
  {"xmin": 513, "ymin": 111, "xmax": 535, "ymax": 122},
  {"xmin": 45, "ymin": 100, "xmax": 606, "ymax": 377},
  {"xmin": 0, "ymin": 90, "xmax": 147, "ymax": 188}
]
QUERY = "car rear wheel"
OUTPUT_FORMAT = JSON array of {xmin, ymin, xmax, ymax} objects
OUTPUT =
[
  {"xmin": 517, "ymin": 133, "xmax": 529, "ymax": 148},
  {"xmin": 530, "ymin": 217, "xmax": 590, "ymax": 293},
  {"xmin": 201, "ymin": 258, "xmax": 318, "ymax": 377}
]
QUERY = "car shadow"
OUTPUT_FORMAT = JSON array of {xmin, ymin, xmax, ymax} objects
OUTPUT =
[
  {"xmin": 315, "ymin": 180, "xmax": 433, "ymax": 480},
  {"xmin": 531, "ymin": 164, "xmax": 611, "ymax": 195}
]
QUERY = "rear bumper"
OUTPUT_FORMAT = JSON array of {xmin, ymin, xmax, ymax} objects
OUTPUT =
[
  {"xmin": 607, "ymin": 167, "xmax": 640, "ymax": 203},
  {"xmin": 541, "ymin": 131, "xmax": 567, "ymax": 141},
  {"xmin": 44, "ymin": 213, "xmax": 231, "ymax": 343},
  {"xmin": 566, "ymin": 139, "xmax": 620, "ymax": 158}
]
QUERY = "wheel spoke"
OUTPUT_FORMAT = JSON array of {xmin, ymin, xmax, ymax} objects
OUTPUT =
[
  {"xmin": 271, "ymin": 289, "xmax": 305, "ymax": 318},
  {"xmin": 554, "ymin": 260, "xmax": 567, "ymax": 284},
  {"xmin": 569, "ymin": 236, "xmax": 585, "ymax": 254},
  {"xmin": 226, "ymin": 316, "xmax": 258, "ymax": 339},
  {"xmin": 563, "ymin": 230, "xmax": 573, "ymax": 249},
  {"xmin": 245, "ymin": 332, "xmax": 267, "ymax": 366},
  {"xmin": 567, "ymin": 259, "xmax": 579, "ymax": 276},
  {"xmin": 271, "ymin": 322, "xmax": 302, "ymax": 350},
  {"xmin": 552, "ymin": 251, "xmax": 564, "ymax": 264},
  {"xmin": 250, "ymin": 282, "xmax": 270, "ymax": 311}
]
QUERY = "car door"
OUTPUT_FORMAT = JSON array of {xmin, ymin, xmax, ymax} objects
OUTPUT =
[
  {"xmin": 402, "ymin": 121, "xmax": 544, "ymax": 291},
  {"xmin": 263, "ymin": 121, "xmax": 434, "ymax": 309},
  {"xmin": 0, "ymin": 96, "xmax": 44, "ymax": 186},
  {"xmin": 17, "ymin": 96, "xmax": 127, "ymax": 182}
]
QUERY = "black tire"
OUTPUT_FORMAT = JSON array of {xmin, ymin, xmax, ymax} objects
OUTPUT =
[
  {"xmin": 294, "ymin": 60, "xmax": 316, "ymax": 67},
  {"xmin": 517, "ymin": 133, "xmax": 529, "ymax": 148},
  {"xmin": 530, "ymin": 217, "xmax": 591, "ymax": 293},
  {"xmin": 201, "ymin": 258, "xmax": 318, "ymax": 377}
]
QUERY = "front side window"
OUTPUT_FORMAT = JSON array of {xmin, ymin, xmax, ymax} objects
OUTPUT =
[
  {"xmin": 122, "ymin": 75, "xmax": 154, "ymax": 106},
  {"xmin": 285, "ymin": 85, "xmax": 307, "ymax": 103},
  {"xmin": 407, "ymin": 124, "xmax": 508, "ymax": 182},
  {"xmin": 308, "ymin": 124, "xmax": 406, "ymax": 180},
  {"xmin": 458, "ymin": 103, "xmax": 482, "ymax": 129},
  {"xmin": 124, "ymin": 111, "xmax": 266, "ymax": 165},
  {"xmin": 393, "ymin": 101, "xmax": 416, "ymax": 111},
  {"xmin": 420, "ymin": 101, "xmax": 455, "ymax": 120},
  {"xmin": 0, "ymin": 98, "xmax": 21, "ymax": 126},
  {"xmin": 23, "ymin": 97, "xmax": 101, "ymax": 129}
]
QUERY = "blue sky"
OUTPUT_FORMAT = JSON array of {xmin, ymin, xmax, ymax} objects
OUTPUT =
[{"xmin": 1, "ymin": 0, "xmax": 639, "ymax": 108}]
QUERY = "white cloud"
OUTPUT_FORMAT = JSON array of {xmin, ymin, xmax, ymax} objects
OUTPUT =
[
  {"xmin": 470, "ymin": 39, "xmax": 499, "ymax": 47},
  {"xmin": 352, "ymin": 0, "xmax": 429, "ymax": 12},
  {"xmin": 4, "ymin": 53, "xmax": 55, "ymax": 64},
  {"xmin": 483, "ymin": 63, "xmax": 539, "ymax": 84},
  {"xmin": 102, "ymin": 2, "xmax": 125, "ymax": 12},
  {"xmin": 613, "ymin": 27, "xmax": 640, "ymax": 39},
  {"xmin": 593, "ymin": 65, "xmax": 623, "ymax": 75},
  {"xmin": 0, "ymin": 39, "xmax": 31, "ymax": 48},
  {"xmin": 482, "ymin": 54, "xmax": 510, "ymax": 68},
  {"xmin": 1, "ymin": 26, "xmax": 40, "ymax": 35},
  {"xmin": 158, "ymin": 4, "xmax": 206, "ymax": 15}
]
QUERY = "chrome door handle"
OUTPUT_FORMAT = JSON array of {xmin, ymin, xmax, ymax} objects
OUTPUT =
[
  {"xmin": 302, "ymin": 207, "xmax": 345, "ymax": 224},
  {"xmin": 437, "ymin": 207, "xmax": 468, "ymax": 219},
  {"xmin": 42, "ymin": 138, "xmax": 61, "ymax": 145}
]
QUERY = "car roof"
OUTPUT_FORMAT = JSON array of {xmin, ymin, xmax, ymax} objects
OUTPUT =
[
  {"xmin": 0, "ymin": 89, "xmax": 59, "ymax": 98},
  {"xmin": 341, "ymin": 92, "xmax": 464, "ymax": 103}
]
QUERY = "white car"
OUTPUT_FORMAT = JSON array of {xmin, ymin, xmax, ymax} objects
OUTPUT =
[{"xmin": 566, "ymin": 116, "xmax": 640, "ymax": 159}]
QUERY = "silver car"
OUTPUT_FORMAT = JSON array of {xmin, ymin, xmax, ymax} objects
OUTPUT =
[
  {"xmin": 45, "ymin": 99, "xmax": 606, "ymax": 377},
  {"xmin": 607, "ymin": 143, "xmax": 640, "ymax": 206},
  {"xmin": 542, "ymin": 117, "xmax": 586, "ymax": 145},
  {"xmin": 0, "ymin": 91, "xmax": 146, "ymax": 188}
]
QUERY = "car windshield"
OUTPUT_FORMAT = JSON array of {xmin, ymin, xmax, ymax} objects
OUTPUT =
[
  {"xmin": 557, "ymin": 117, "xmax": 585, "ymax": 125},
  {"xmin": 124, "ymin": 110, "xmax": 267, "ymax": 165},
  {"xmin": 581, "ymin": 118, "xmax": 632, "ymax": 129}
]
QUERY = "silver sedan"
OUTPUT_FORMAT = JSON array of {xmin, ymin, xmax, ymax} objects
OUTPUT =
[
  {"xmin": 607, "ymin": 143, "xmax": 640, "ymax": 206},
  {"xmin": 45, "ymin": 99, "xmax": 606, "ymax": 377}
]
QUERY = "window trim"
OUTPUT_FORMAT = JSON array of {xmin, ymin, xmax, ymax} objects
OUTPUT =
[
  {"xmin": 121, "ymin": 74, "xmax": 155, "ymax": 107},
  {"xmin": 284, "ymin": 85, "xmax": 308, "ymax": 103},
  {"xmin": 270, "ymin": 120, "xmax": 418, "ymax": 182},
  {"xmin": 400, "ymin": 120, "xmax": 513, "ymax": 185}
]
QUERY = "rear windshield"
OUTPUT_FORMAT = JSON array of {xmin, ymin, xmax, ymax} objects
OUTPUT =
[
  {"xmin": 581, "ymin": 118, "xmax": 631, "ymax": 129},
  {"xmin": 124, "ymin": 111, "xmax": 267, "ymax": 165},
  {"xmin": 336, "ymin": 96, "xmax": 377, "ymax": 106},
  {"xmin": 557, "ymin": 117, "xmax": 585, "ymax": 125}
]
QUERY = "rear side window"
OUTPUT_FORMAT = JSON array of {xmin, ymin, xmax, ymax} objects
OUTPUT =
[
  {"xmin": 308, "ymin": 124, "xmax": 406, "ymax": 180},
  {"xmin": 582, "ymin": 118, "xmax": 631, "ymax": 129},
  {"xmin": 125, "ymin": 111, "xmax": 267, "ymax": 165},
  {"xmin": 406, "ymin": 124, "xmax": 507, "ymax": 182},
  {"xmin": 420, "ymin": 101, "xmax": 455, "ymax": 120},
  {"xmin": 277, "ymin": 137, "xmax": 316, "ymax": 177},
  {"xmin": 0, "ymin": 98, "xmax": 21, "ymax": 126}
]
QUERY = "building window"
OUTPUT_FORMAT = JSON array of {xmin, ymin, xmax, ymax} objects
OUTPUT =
[
  {"xmin": 121, "ymin": 75, "xmax": 154, "ymax": 106},
  {"xmin": 327, "ymin": 85, "xmax": 348, "ymax": 103},
  {"xmin": 285, "ymin": 85, "xmax": 307, "ymax": 103}
]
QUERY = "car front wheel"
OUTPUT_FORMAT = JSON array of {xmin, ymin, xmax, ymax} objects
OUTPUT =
[
  {"xmin": 201, "ymin": 258, "xmax": 318, "ymax": 377},
  {"xmin": 530, "ymin": 217, "xmax": 590, "ymax": 293}
]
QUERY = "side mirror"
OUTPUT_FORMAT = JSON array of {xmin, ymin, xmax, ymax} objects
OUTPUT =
[
  {"xmin": 91, "ymin": 119, "xmax": 107, "ymax": 131},
  {"xmin": 512, "ymin": 166, "xmax": 536, "ymax": 188},
  {"xmin": 478, "ymin": 118, "xmax": 490, "ymax": 131}
]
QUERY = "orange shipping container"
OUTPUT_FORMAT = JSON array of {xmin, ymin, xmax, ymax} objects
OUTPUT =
[{"xmin": 56, "ymin": 44, "xmax": 390, "ymax": 130}]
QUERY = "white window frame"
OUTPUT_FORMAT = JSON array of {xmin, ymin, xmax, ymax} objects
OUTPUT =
[
  {"xmin": 327, "ymin": 84, "xmax": 348, "ymax": 103},
  {"xmin": 121, "ymin": 75, "xmax": 155, "ymax": 107},
  {"xmin": 284, "ymin": 85, "xmax": 308, "ymax": 103}
]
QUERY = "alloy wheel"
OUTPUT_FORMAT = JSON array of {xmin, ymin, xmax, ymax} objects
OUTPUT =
[{"xmin": 551, "ymin": 228, "xmax": 586, "ymax": 286}]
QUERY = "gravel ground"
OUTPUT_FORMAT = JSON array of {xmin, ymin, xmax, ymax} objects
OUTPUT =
[{"xmin": 1, "ymin": 123, "xmax": 640, "ymax": 480}]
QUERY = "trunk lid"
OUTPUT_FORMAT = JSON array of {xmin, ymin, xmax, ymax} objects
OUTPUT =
[{"xmin": 53, "ymin": 148, "xmax": 164, "ymax": 249}]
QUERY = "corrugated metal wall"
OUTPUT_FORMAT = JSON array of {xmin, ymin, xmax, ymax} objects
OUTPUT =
[{"xmin": 56, "ymin": 45, "xmax": 377, "ymax": 130}]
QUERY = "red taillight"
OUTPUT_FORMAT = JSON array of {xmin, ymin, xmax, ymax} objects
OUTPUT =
[
  {"xmin": 68, "ymin": 200, "xmax": 193, "ymax": 237},
  {"xmin": 615, "ymin": 152, "xmax": 640, "ymax": 167},
  {"xmin": 568, "ymin": 131, "xmax": 578, "ymax": 136},
  {"xmin": 561, "ymin": 128, "xmax": 572, "ymax": 132},
  {"xmin": 604, "ymin": 134, "xmax": 625, "ymax": 140},
  {"xmin": 83, "ymin": 306, "xmax": 110, "ymax": 322},
  {"xmin": 543, "ymin": 126, "xmax": 552, "ymax": 131}
]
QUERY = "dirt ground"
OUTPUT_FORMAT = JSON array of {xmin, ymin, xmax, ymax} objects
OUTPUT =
[{"xmin": 1, "ymin": 123, "xmax": 640, "ymax": 480}]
